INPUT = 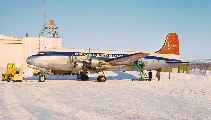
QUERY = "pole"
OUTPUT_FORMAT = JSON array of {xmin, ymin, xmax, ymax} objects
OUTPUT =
[
  {"xmin": 43, "ymin": 0, "xmax": 46, "ymax": 28},
  {"xmin": 169, "ymin": 67, "xmax": 171, "ymax": 79}
]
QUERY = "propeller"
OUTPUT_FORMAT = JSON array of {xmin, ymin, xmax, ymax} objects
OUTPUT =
[
  {"xmin": 88, "ymin": 48, "xmax": 90, "ymax": 60},
  {"xmin": 71, "ymin": 54, "xmax": 73, "ymax": 62}
]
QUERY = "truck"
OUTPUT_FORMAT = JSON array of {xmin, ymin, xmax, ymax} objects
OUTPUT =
[{"xmin": 2, "ymin": 63, "xmax": 23, "ymax": 82}]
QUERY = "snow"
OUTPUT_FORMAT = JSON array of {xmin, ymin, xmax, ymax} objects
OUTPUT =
[{"xmin": 0, "ymin": 71, "xmax": 211, "ymax": 119}]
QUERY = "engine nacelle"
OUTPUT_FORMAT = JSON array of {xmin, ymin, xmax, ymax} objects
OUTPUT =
[
  {"xmin": 90, "ymin": 57, "xmax": 99, "ymax": 68},
  {"xmin": 73, "ymin": 61, "xmax": 84, "ymax": 71}
]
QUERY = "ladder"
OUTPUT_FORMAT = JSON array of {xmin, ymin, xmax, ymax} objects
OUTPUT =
[{"xmin": 132, "ymin": 59, "xmax": 148, "ymax": 81}]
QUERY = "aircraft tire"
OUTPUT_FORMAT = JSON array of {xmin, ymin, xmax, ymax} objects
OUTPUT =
[
  {"xmin": 81, "ymin": 75, "xmax": 89, "ymax": 81},
  {"xmin": 97, "ymin": 75, "xmax": 106, "ymax": 82},
  {"xmin": 39, "ymin": 75, "xmax": 46, "ymax": 82}
]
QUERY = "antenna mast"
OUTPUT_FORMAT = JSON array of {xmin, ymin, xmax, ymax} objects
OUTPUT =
[
  {"xmin": 39, "ymin": 0, "xmax": 60, "ymax": 37},
  {"xmin": 43, "ymin": 0, "xmax": 46, "ymax": 29}
]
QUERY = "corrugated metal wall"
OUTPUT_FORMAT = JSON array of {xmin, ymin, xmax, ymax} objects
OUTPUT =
[
  {"xmin": 39, "ymin": 37, "xmax": 62, "ymax": 51},
  {"xmin": 0, "ymin": 34, "xmax": 22, "ymax": 69},
  {"xmin": 0, "ymin": 43, "xmax": 22, "ymax": 68}
]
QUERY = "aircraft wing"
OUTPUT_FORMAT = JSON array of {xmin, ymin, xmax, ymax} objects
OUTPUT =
[{"xmin": 105, "ymin": 52, "xmax": 149, "ymax": 65}]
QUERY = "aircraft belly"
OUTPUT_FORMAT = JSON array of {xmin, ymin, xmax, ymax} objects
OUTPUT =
[{"xmin": 145, "ymin": 62, "xmax": 169, "ymax": 70}]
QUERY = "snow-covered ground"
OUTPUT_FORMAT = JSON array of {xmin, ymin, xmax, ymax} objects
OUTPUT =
[{"xmin": 0, "ymin": 71, "xmax": 211, "ymax": 119}]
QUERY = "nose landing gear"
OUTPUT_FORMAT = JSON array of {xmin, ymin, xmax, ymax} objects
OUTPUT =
[{"xmin": 39, "ymin": 74, "xmax": 46, "ymax": 82}]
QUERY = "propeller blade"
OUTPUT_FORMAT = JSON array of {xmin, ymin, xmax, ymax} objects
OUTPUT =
[
  {"xmin": 71, "ymin": 54, "xmax": 73, "ymax": 62},
  {"xmin": 88, "ymin": 48, "xmax": 90, "ymax": 59}
]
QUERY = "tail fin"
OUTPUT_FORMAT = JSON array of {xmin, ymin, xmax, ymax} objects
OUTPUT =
[{"xmin": 156, "ymin": 33, "xmax": 180, "ymax": 55}]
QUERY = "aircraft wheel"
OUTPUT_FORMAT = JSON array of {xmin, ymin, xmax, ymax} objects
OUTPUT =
[
  {"xmin": 97, "ymin": 75, "xmax": 106, "ymax": 82},
  {"xmin": 81, "ymin": 75, "xmax": 89, "ymax": 81},
  {"xmin": 2, "ymin": 74, "xmax": 6, "ymax": 81},
  {"xmin": 39, "ymin": 75, "xmax": 46, "ymax": 82},
  {"xmin": 7, "ymin": 75, "xmax": 10, "ymax": 82}
]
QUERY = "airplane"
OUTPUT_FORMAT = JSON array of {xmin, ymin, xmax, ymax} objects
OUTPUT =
[{"xmin": 26, "ymin": 33, "xmax": 187, "ymax": 82}]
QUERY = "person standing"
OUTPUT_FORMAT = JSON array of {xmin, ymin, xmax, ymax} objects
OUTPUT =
[
  {"xmin": 156, "ymin": 69, "xmax": 160, "ymax": 81},
  {"xmin": 148, "ymin": 70, "xmax": 152, "ymax": 81}
]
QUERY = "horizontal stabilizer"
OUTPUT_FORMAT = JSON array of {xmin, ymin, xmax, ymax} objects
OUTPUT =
[{"xmin": 166, "ymin": 61, "xmax": 189, "ymax": 63}]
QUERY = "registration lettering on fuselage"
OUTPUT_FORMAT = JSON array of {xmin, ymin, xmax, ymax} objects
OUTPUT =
[{"xmin": 74, "ymin": 53, "xmax": 125, "ymax": 58}]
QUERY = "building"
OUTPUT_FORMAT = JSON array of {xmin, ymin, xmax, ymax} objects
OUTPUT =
[
  {"xmin": 161, "ymin": 64, "xmax": 189, "ymax": 74},
  {"xmin": 0, "ymin": 34, "xmax": 62, "ymax": 75}
]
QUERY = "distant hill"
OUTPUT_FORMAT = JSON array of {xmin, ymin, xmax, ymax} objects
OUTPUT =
[
  {"xmin": 186, "ymin": 58, "xmax": 211, "ymax": 64},
  {"xmin": 185, "ymin": 58, "xmax": 211, "ymax": 70}
]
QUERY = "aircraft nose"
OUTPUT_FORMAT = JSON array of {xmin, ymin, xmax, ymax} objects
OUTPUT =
[{"xmin": 26, "ymin": 56, "xmax": 35, "ymax": 65}]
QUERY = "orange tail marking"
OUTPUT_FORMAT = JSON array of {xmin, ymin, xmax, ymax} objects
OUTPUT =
[
  {"xmin": 132, "ymin": 53, "xmax": 149, "ymax": 57},
  {"xmin": 156, "ymin": 33, "xmax": 180, "ymax": 55}
]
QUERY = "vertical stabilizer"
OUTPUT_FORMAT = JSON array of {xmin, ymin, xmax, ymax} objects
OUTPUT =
[{"xmin": 156, "ymin": 33, "xmax": 180, "ymax": 55}]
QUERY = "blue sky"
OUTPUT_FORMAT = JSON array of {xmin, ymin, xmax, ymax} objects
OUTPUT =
[{"xmin": 0, "ymin": 0, "xmax": 211, "ymax": 60}]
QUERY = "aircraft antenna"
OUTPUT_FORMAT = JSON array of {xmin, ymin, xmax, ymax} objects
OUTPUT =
[{"xmin": 39, "ymin": 0, "xmax": 46, "ymax": 37}]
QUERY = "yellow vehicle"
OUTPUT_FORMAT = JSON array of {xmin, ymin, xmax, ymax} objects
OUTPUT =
[
  {"xmin": 2, "ymin": 63, "xmax": 22, "ymax": 82},
  {"xmin": 33, "ymin": 70, "xmax": 51, "ymax": 76},
  {"xmin": 33, "ymin": 69, "xmax": 42, "ymax": 76},
  {"xmin": 13, "ymin": 74, "xmax": 23, "ymax": 82}
]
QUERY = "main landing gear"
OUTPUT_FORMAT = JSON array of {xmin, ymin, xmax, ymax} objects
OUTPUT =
[
  {"xmin": 96, "ymin": 71, "xmax": 106, "ymax": 82},
  {"xmin": 77, "ymin": 72, "xmax": 89, "ymax": 81},
  {"xmin": 97, "ymin": 75, "xmax": 106, "ymax": 82},
  {"xmin": 80, "ymin": 72, "xmax": 89, "ymax": 81},
  {"xmin": 77, "ymin": 71, "xmax": 106, "ymax": 82}
]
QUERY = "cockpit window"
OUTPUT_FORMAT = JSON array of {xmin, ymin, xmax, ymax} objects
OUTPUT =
[
  {"xmin": 37, "ymin": 52, "xmax": 43, "ymax": 56},
  {"xmin": 37, "ymin": 52, "xmax": 47, "ymax": 56},
  {"xmin": 44, "ymin": 53, "xmax": 48, "ymax": 56}
]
